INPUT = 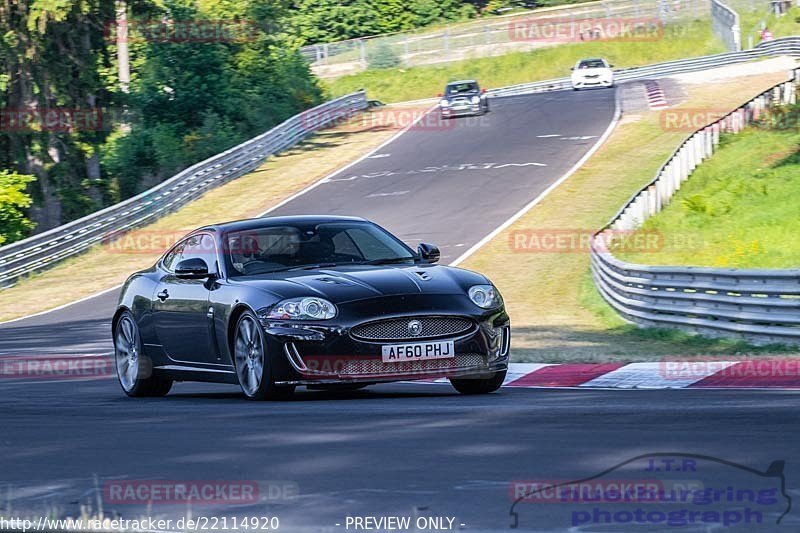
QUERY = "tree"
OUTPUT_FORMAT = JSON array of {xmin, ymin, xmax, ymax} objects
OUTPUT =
[{"xmin": 0, "ymin": 170, "xmax": 36, "ymax": 245}]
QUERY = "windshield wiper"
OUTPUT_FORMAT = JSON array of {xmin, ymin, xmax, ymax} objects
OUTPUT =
[{"xmin": 359, "ymin": 257, "xmax": 415, "ymax": 265}]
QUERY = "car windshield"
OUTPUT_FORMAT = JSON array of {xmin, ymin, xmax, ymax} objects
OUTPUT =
[
  {"xmin": 578, "ymin": 59, "xmax": 607, "ymax": 69},
  {"xmin": 446, "ymin": 82, "xmax": 478, "ymax": 95},
  {"xmin": 223, "ymin": 221, "xmax": 416, "ymax": 276}
]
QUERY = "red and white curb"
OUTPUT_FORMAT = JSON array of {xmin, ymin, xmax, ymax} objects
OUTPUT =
[
  {"xmin": 643, "ymin": 80, "xmax": 668, "ymax": 110},
  {"xmin": 426, "ymin": 361, "xmax": 800, "ymax": 389}
]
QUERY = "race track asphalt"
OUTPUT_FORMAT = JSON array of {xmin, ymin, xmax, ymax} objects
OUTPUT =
[
  {"xmin": 9, "ymin": 89, "xmax": 795, "ymax": 532},
  {"xmin": 0, "ymin": 88, "xmax": 617, "ymax": 357}
]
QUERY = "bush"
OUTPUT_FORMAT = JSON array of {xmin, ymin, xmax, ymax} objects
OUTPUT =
[
  {"xmin": 368, "ymin": 42, "xmax": 401, "ymax": 69},
  {"xmin": 0, "ymin": 170, "xmax": 36, "ymax": 245}
]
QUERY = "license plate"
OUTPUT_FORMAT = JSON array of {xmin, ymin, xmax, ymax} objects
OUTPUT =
[{"xmin": 381, "ymin": 341, "xmax": 455, "ymax": 363}]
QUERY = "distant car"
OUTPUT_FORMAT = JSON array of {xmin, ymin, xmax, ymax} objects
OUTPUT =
[
  {"xmin": 112, "ymin": 216, "xmax": 510, "ymax": 400},
  {"xmin": 570, "ymin": 58, "xmax": 614, "ymax": 90},
  {"xmin": 439, "ymin": 80, "xmax": 489, "ymax": 118}
]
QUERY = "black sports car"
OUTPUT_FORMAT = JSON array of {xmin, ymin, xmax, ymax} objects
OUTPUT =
[{"xmin": 113, "ymin": 216, "xmax": 510, "ymax": 400}]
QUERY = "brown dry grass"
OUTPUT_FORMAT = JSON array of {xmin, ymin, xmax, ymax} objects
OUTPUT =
[
  {"xmin": 460, "ymin": 70, "xmax": 793, "ymax": 362},
  {"xmin": 0, "ymin": 105, "xmax": 431, "ymax": 323}
]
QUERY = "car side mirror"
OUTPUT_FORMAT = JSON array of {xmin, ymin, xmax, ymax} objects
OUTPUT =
[
  {"xmin": 437, "ymin": 92, "xmax": 442, "ymax": 98},
  {"xmin": 175, "ymin": 257, "xmax": 211, "ymax": 279},
  {"xmin": 570, "ymin": 67, "xmax": 575, "ymax": 70},
  {"xmin": 481, "ymin": 88, "xmax": 487, "ymax": 94},
  {"xmin": 609, "ymin": 64, "xmax": 614, "ymax": 68},
  {"xmin": 417, "ymin": 243, "xmax": 440, "ymax": 264}
]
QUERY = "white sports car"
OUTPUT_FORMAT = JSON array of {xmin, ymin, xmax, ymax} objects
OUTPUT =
[{"xmin": 571, "ymin": 58, "xmax": 614, "ymax": 90}]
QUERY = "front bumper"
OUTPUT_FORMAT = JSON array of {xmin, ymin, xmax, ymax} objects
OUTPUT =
[
  {"xmin": 571, "ymin": 77, "xmax": 613, "ymax": 88},
  {"xmin": 441, "ymin": 104, "xmax": 483, "ymax": 117},
  {"xmin": 261, "ymin": 295, "xmax": 510, "ymax": 386}
]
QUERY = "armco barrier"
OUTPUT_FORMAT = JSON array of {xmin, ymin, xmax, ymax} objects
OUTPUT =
[
  {"xmin": 590, "ymin": 71, "xmax": 800, "ymax": 345},
  {"xmin": 4, "ymin": 36, "xmax": 800, "ymax": 289},
  {"xmin": 488, "ymin": 36, "xmax": 800, "ymax": 97},
  {"xmin": 0, "ymin": 91, "xmax": 368, "ymax": 288}
]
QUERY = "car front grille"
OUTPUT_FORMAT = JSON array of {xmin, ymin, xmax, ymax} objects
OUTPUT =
[
  {"xmin": 298, "ymin": 353, "xmax": 486, "ymax": 377},
  {"xmin": 350, "ymin": 316, "xmax": 474, "ymax": 341}
]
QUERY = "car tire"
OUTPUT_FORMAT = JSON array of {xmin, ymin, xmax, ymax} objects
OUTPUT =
[
  {"xmin": 114, "ymin": 311, "xmax": 173, "ymax": 398},
  {"xmin": 450, "ymin": 370, "xmax": 506, "ymax": 395},
  {"xmin": 233, "ymin": 310, "xmax": 295, "ymax": 401}
]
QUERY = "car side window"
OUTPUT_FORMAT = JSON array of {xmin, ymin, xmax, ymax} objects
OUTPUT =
[
  {"xmin": 161, "ymin": 241, "xmax": 185, "ymax": 271},
  {"xmin": 162, "ymin": 234, "xmax": 214, "ymax": 272},
  {"xmin": 179, "ymin": 234, "xmax": 215, "ymax": 266}
]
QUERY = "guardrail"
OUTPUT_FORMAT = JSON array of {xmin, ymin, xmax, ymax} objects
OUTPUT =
[
  {"xmin": 4, "ymin": 36, "xmax": 800, "ymax": 290},
  {"xmin": 0, "ymin": 91, "xmax": 368, "ymax": 288},
  {"xmin": 590, "ymin": 71, "xmax": 800, "ymax": 345},
  {"xmin": 711, "ymin": 0, "xmax": 741, "ymax": 51},
  {"xmin": 488, "ymin": 35, "xmax": 800, "ymax": 97}
]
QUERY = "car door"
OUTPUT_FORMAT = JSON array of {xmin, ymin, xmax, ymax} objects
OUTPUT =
[{"xmin": 152, "ymin": 233, "xmax": 218, "ymax": 364}]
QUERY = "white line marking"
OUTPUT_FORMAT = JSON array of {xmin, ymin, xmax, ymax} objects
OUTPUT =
[
  {"xmin": 3, "ymin": 106, "xmax": 436, "ymax": 327},
  {"xmin": 536, "ymin": 134, "xmax": 562, "ymax": 138},
  {"xmin": 367, "ymin": 153, "xmax": 391, "ymax": 159},
  {"xmin": 450, "ymin": 90, "xmax": 622, "ymax": 266},
  {"xmin": 367, "ymin": 190, "xmax": 409, "ymax": 198},
  {"xmin": 258, "ymin": 104, "xmax": 437, "ymax": 217},
  {"xmin": 0, "ymin": 284, "xmax": 123, "ymax": 326},
  {"xmin": 580, "ymin": 362, "xmax": 739, "ymax": 389}
]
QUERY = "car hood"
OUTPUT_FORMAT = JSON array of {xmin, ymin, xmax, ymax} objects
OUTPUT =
[{"xmin": 232, "ymin": 264, "xmax": 486, "ymax": 304}]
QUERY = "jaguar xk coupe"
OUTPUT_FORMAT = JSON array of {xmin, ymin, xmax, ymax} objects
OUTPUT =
[{"xmin": 113, "ymin": 216, "xmax": 510, "ymax": 400}]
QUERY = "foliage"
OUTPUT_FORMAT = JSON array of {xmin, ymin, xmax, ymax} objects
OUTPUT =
[
  {"xmin": 0, "ymin": 171, "xmax": 36, "ymax": 245},
  {"xmin": 367, "ymin": 41, "xmax": 401, "ymax": 69}
]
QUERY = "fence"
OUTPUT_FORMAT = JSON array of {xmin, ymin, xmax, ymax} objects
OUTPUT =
[
  {"xmin": 302, "ymin": 0, "xmax": 709, "ymax": 77},
  {"xmin": 0, "ymin": 91, "xmax": 368, "ymax": 288},
  {"xmin": 590, "ymin": 71, "xmax": 800, "ymax": 345},
  {"xmin": 5, "ymin": 36, "xmax": 800, "ymax": 289},
  {"xmin": 711, "ymin": 0, "xmax": 741, "ymax": 50}
]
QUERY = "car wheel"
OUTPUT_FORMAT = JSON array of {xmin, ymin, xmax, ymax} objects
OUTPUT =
[
  {"xmin": 450, "ymin": 370, "xmax": 506, "ymax": 395},
  {"xmin": 233, "ymin": 311, "xmax": 295, "ymax": 401},
  {"xmin": 114, "ymin": 311, "xmax": 173, "ymax": 397}
]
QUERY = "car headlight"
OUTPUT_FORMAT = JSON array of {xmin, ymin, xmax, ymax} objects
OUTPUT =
[
  {"xmin": 468, "ymin": 285, "xmax": 502, "ymax": 309},
  {"xmin": 470, "ymin": 96, "xmax": 480, "ymax": 104},
  {"xmin": 440, "ymin": 99, "xmax": 450, "ymax": 107},
  {"xmin": 264, "ymin": 297, "xmax": 337, "ymax": 320}
]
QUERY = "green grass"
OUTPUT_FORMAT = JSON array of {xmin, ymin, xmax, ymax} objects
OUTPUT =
[
  {"xmin": 619, "ymin": 125, "xmax": 800, "ymax": 268},
  {"xmin": 735, "ymin": 3, "xmax": 800, "ymax": 48},
  {"xmin": 455, "ymin": 71, "xmax": 797, "ymax": 361},
  {"xmin": 325, "ymin": 21, "xmax": 723, "ymax": 103}
]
